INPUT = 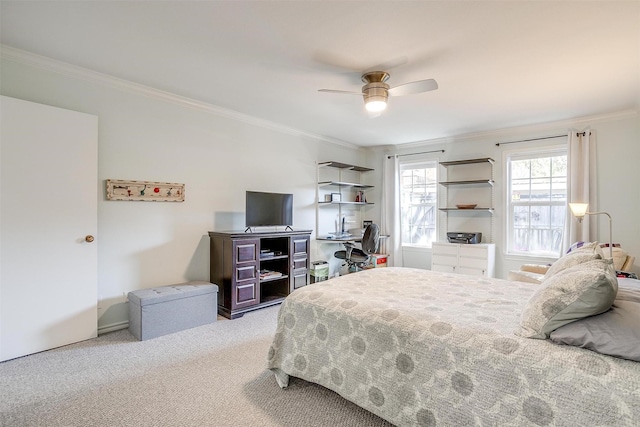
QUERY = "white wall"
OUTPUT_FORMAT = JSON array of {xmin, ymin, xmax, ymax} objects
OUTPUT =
[
  {"xmin": 369, "ymin": 111, "xmax": 640, "ymax": 278},
  {"xmin": 1, "ymin": 56, "xmax": 368, "ymax": 332},
  {"xmin": 3, "ymin": 52, "xmax": 638, "ymax": 331}
]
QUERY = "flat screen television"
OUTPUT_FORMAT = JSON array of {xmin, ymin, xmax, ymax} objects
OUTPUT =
[{"xmin": 245, "ymin": 191, "xmax": 293, "ymax": 228}]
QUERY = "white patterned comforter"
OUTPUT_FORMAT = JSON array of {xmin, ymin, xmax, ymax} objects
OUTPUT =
[{"xmin": 267, "ymin": 267, "xmax": 640, "ymax": 426}]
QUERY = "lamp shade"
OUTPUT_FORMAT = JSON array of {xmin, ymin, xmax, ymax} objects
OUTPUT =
[
  {"xmin": 569, "ymin": 203, "xmax": 589, "ymax": 218},
  {"xmin": 567, "ymin": 203, "xmax": 614, "ymax": 259}
]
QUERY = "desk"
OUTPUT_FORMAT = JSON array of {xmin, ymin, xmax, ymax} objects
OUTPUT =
[
  {"xmin": 317, "ymin": 235, "xmax": 389, "ymax": 255},
  {"xmin": 317, "ymin": 236, "xmax": 362, "ymax": 242}
]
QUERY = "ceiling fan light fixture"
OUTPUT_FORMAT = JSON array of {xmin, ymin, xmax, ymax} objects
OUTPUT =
[
  {"xmin": 319, "ymin": 69, "xmax": 437, "ymax": 114},
  {"xmin": 365, "ymin": 98, "xmax": 387, "ymax": 112},
  {"xmin": 363, "ymin": 81, "xmax": 389, "ymax": 112}
]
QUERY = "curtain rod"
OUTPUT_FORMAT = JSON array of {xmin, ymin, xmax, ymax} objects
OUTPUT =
[
  {"xmin": 495, "ymin": 134, "xmax": 567, "ymax": 147},
  {"xmin": 387, "ymin": 149, "xmax": 445, "ymax": 159}
]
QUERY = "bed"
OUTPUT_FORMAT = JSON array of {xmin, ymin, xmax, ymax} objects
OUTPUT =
[{"xmin": 267, "ymin": 266, "xmax": 640, "ymax": 426}]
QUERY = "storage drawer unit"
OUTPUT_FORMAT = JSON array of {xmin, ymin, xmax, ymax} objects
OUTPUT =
[{"xmin": 431, "ymin": 242, "xmax": 495, "ymax": 278}]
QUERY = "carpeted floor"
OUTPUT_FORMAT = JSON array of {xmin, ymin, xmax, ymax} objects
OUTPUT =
[{"xmin": 0, "ymin": 305, "xmax": 393, "ymax": 426}]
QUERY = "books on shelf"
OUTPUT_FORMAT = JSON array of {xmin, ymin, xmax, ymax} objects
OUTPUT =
[
  {"xmin": 260, "ymin": 249, "xmax": 283, "ymax": 258},
  {"xmin": 259, "ymin": 269, "xmax": 283, "ymax": 280}
]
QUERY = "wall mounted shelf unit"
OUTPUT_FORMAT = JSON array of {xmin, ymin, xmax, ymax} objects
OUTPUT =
[
  {"xmin": 438, "ymin": 179, "xmax": 494, "ymax": 186},
  {"xmin": 316, "ymin": 161, "xmax": 374, "ymax": 241},
  {"xmin": 439, "ymin": 208, "xmax": 495, "ymax": 212},
  {"xmin": 438, "ymin": 157, "xmax": 495, "ymax": 242}
]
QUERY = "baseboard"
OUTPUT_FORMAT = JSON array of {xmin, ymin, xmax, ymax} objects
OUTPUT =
[{"xmin": 98, "ymin": 320, "xmax": 129, "ymax": 335}]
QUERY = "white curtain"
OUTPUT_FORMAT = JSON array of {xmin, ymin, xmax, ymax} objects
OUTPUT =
[
  {"xmin": 563, "ymin": 129, "xmax": 597, "ymax": 251},
  {"xmin": 381, "ymin": 155, "xmax": 402, "ymax": 266}
]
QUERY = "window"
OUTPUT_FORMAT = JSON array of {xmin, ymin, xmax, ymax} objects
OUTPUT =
[
  {"xmin": 506, "ymin": 149, "xmax": 567, "ymax": 257},
  {"xmin": 400, "ymin": 161, "xmax": 438, "ymax": 246}
]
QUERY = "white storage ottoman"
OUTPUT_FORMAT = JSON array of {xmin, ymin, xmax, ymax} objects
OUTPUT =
[{"xmin": 128, "ymin": 281, "xmax": 218, "ymax": 341}]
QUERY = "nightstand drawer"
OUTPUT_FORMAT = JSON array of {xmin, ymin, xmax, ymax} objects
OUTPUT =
[
  {"xmin": 432, "ymin": 254, "xmax": 457, "ymax": 266},
  {"xmin": 459, "ymin": 245, "xmax": 489, "ymax": 259},
  {"xmin": 432, "ymin": 243, "xmax": 459, "ymax": 256},
  {"xmin": 459, "ymin": 256, "xmax": 488, "ymax": 269}
]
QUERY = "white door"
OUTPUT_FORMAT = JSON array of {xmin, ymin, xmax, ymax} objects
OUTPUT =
[{"xmin": 1, "ymin": 96, "xmax": 98, "ymax": 362}]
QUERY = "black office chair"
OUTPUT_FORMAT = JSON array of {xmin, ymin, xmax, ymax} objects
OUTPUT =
[{"xmin": 334, "ymin": 223, "xmax": 380, "ymax": 273}]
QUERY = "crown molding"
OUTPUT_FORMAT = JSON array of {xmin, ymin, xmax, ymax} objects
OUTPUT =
[
  {"xmin": 0, "ymin": 44, "xmax": 359, "ymax": 150},
  {"xmin": 3, "ymin": 45, "xmax": 635, "ymax": 152},
  {"xmin": 394, "ymin": 109, "xmax": 638, "ymax": 150}
]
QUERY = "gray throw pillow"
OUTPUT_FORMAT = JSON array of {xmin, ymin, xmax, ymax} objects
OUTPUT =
[
  {"xmin": 550, "ymin": 279, "xmax": 640, "ymax": 361},
  {"xmin": 516, "ymin": 258, "xmax": 618, "ymax": 339}
]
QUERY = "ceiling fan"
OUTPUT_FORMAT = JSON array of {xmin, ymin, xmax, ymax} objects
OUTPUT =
[{"xmin": 318, "ymin": 71, "xmax": 438, "ymax": 113}]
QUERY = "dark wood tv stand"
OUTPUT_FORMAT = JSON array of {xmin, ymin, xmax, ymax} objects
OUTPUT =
[{"xmin": 208, "ymin": 229, "xmax": 311, "ymax": 319}]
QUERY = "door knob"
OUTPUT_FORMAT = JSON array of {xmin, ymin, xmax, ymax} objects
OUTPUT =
[{"xmin": 85, "ymin": 235, "xmax": 95, "ymax": 243}]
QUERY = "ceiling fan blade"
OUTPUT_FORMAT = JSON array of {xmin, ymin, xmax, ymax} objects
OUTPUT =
[
  {"xmin": 318, "ymin": 89, "xmax": 362, "ymax": 95},
  {"xmin": 388, "ymin": 79, "xmax": 438, "ymax": 96}
]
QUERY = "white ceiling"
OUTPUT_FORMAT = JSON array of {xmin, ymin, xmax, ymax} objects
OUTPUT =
[{"xmin": 1, "ymin": 1, "xmax": 639, "ymax": 147}]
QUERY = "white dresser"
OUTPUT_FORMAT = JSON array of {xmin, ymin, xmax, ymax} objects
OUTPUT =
[{"xmin": 431, "ymin": 242, "xmax": 496, "ymax": 278}]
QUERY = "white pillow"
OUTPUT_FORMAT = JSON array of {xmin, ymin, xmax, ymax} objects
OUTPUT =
[{"xmin": 544, "ymin": 250, "xmax": 601, "ymax": 280}]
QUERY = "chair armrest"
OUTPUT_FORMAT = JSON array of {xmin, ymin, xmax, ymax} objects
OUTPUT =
[
  {"xmin": 622, "ymin": 255, "xmax": 635, "ymax": 272},
  {"xmin": 508, "ymin": 269, "xmax": 544, "ymax": 284},
  {"xmin": 520, "ymin": 264, "xmax": 550, "ymax": 275}
]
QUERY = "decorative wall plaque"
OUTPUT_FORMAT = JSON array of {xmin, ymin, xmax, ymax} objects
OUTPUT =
[{"xmin": 106, "ymin": 179, "xmax": 185, "ymax": 202}]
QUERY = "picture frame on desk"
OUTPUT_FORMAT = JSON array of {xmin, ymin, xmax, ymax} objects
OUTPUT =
[{"xmin": 363, "ymin": 220, "xmax": 373, "ymax": 228}]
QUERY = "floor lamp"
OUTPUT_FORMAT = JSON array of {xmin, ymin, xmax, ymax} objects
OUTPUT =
[{"xmin": 568, "ymin": 203, "xmax": 613, "ymax": 259}]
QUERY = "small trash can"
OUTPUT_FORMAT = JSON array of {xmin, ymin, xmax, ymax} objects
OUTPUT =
[{"xmin": 310, "ymin": 261, "xmax": 329, "ymax": 283}]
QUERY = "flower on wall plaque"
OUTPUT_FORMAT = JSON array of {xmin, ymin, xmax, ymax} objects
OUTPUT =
[{"xmin": 106, "ymin": 179, "xmax": 185, "ymax": 202}]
